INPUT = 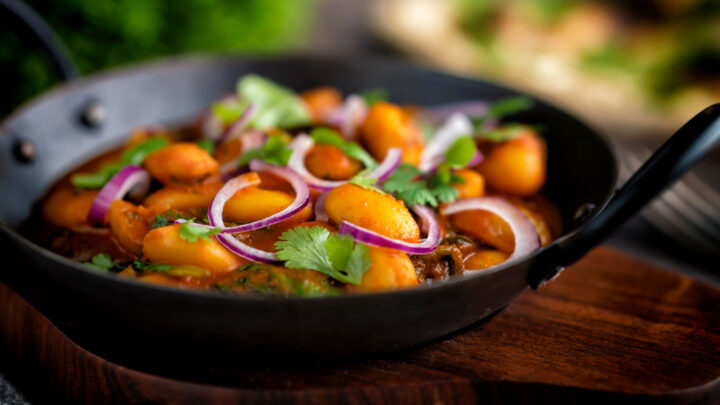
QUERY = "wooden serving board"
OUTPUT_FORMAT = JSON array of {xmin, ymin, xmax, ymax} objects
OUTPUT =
[{"xmin": 1, "ymin": 247, "xmax": 719, "ymax": 404}]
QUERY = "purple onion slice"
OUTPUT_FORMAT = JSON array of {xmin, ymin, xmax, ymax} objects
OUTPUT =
[
  {"xmin": 208, "ymin": 160, "xmax": 311, "ymax": 234},
  {"xmin": 287, "ymin": 134, "xmax": 402, "ymax": 191},
  {"xmin": 418, "ymin": 112, "xmax": 474, "ymax": 172},
  {"xmin": 338, "ymin": 205, "xmax": 439, "ymax": 255},
  {"xmin": 314, "ymin": 191, "xmax": 330, "ymax": 222},
  {"xmin": 440, "ymin": 197, "xmax": 540, "ymax": 261},
  {"xmin": 216, "ymin": 103, "xmax": 257, "ymax": 144},
  {"xmin": 87, "ymin": 165, "xmax": 151, "ymax": 224},
  {"xmin": 324, "ymin": 95, "xmax": 368, "ymax": 139}
]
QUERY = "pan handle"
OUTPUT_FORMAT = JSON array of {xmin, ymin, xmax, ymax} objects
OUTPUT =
[
  {"xmin": 0, "ymin": 0, "xmax": 78, "ymax": 81},
  {"xmin": 528, "ymin": 103, "xmax": 720, "ymax": 288}
]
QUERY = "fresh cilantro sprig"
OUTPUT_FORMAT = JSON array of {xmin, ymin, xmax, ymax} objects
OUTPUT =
[
  {"xmin": 151, "ymin": 210, "xmax": 193, "ymax": 230},
  {"xmin": 178, "ymin": 219, "xmax": 222, "ymax": 243},
  {"xmin": 236, "ymin": 74, "xmax": 311, "ymax": 129},
  {"xmin": 275, "ymin": 226, "xmax": 371, "ymax": 285},
  {"xmin": 85, "ymin": 253, "xmax": 114, "ymax": 272},
  {"xmin": 309, "ymin": 127, "xmax": 378, "ymax": 169},
  {"xmin": 382, "ymin": 136, "xmax": 477, "ymax": 207},
  {"xmin": 237, "ymin": 134, "xmax": 292, "ymax": 166},
  {"xmin": 195, "ymin": 139, "xmax": 215, "ymax": 155},
  {"xmin": 211, "ymin": 98, "xmax": 249, "ymax": 125},
  {"xmin": 132, "ymin": 261, "xmax": 175, "ymax": 273},
  {"xmin": 348, "ymin": 171, "xmax": 386, "ymax": 194},
  {"xmin": 470, "ymin": 96, "xmax": 533, "ymax": 140},
  {"xmin": 358, "ymin": 88, "xmax": 388, "ymax": 106},
  {"xmin": 71, "ymin": 137, "xmax": 168, "ymax": 188}
]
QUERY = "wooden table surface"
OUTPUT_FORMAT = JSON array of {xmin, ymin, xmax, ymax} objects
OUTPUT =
[{"xmin": 1, "ymin": 246, "xmax": 718, "ymax": 404}]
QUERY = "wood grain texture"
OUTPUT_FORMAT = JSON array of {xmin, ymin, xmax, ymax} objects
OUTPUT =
[{"xmin": 1, "ymin": 246, "xmax": 718, "ymax": 404}]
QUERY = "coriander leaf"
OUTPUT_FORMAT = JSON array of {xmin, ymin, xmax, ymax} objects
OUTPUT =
[
  {"xmin": 85, "ymin": 253, "xmax": 113, "ymax": 272},
  {"xmin": 274, "ymin": 226, "xmax": 371, "ymax": 285},
  {"xmin": 211, "ymin": 99, "xmax": 249, "ymax": 125},
  {"xmin": 195, "ymin": 139, "xmax": 215, "ymax": 155},
  {"xmin": 132, "ymin": 260, "xmax": 175, "ymax": 273},
  {"xmin": 121, "ymin": 137, "xmax": 169, "ymax": 165},
  {"xmin": 325, "ymin": 233, "xmax": 371, "ymax": 285},
  {"xmin": 348, "ymin": 171, "xmax": 386, "ymax": 194},
  {"xmin": 309, "ymin": 127, "xmax": 377, "ymax": 169},
  {"xmin": 476, "ymin": 123, "xmax": 526, "ymax": 142},
  {"xmin": 358, "ymin": 88, "xmax": 388, "ymax": 106},
  {"xmin": 485, "ymin": 96, "xmax": 533, "ymax": 121},
  {"xmin": 178, "ymin": 220, "xmax": 222, "ymax": 243},
  {"xmin": 237, "ymin": 134, "xmax": 292, "ymax": 166},
  {"xmin": 151, "ymin": 210, "xmax": 192, "ymax": 230},
  {"xmin": 71, "ymin": 162, "xmax": 124, "ymax": 188},
  {"xmin": 431, "ymin": 183, "xmax": 459, "ymax": 203},
  {"xmin": 237, "ymin": 74, "xmax": 311, "ymax": 129},
  {"xmin": 443, "ymin": 136, "xmax": 477, "ymax": 169}
]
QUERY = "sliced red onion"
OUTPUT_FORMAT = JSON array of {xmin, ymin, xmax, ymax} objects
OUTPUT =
[
  {"xmin": 424, "ymin": 101, "xmax": 488, "ymax": 125},
  {"xmin": 288, "ymin": 134, "xmax": 401, "ymax": 191},
  {"xmin": 324, "ymin": 95, "xmax": 368, "ymax": 139},
  {"xmin": 338, "ymin": 205, "xmax": 439, "ymax": 255},
  {"xmin": 217, "ymin": 104, "xmax": 257, "ymax": 144},
  {"xmin": 314, "ymin": 192, "xmax": 329, "ymax": 222},
  {"xmin": 87, "ymin": 165, "xmax": 151, "ymax": 223},
  {"xmin": 174, "ymin": 218, "xmax": 278, "ymax": 264},
  {"xmin": 467, "ymin": 150, "xmax": 483, "ymax": 167},
  {"xmin": 218, "ymin": 130, "xmax": 267, "ymax": 179},
  {"xmin": 208, "ymin": 159, "xmax": 310, "ymax": 234},
  {"xmin": 440, "ymin": 197, "xmax": 540, "ymax": 261},
  {"xmin": 201, "ymin": 95, "xmax": 238, "ymax": 141},
  {"xmin": 418, "ymin": 113, "xmax": 474, "ymax": 172}
]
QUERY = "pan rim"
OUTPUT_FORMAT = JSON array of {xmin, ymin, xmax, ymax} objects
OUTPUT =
[{"xmin": 0, "ymin": 53, "xmax": 618, "ymax": 302}]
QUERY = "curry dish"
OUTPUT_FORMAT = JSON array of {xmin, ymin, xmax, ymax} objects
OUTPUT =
[{"xmin": 31, "ymin": 75, "xmax": 559, "ymax": 297}]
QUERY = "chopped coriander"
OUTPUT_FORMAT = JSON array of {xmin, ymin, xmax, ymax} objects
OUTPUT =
[
  {"xmin": 485, "ymin": 96, "xmax": 533, "ymax": 121},
  {"xmin": 132, "ymin": 260, "xmax": 175, "ymax": 273},
  {"xmin": 72, "ymin": 137, "xmax": 169, "ymax": 188},
  {"xmin": 348, "ymin": 171, "xmax": 386, "ymax": 194},
  {"xmin": 178, "ymin": 219, "xmax": 222, "ymax": 243},
  {"xmin": 309, "ymin": 127, "xmax": 378, "ymax": 169},
  {"xmin": 358, "ymin": 88, "xmax": 389, "ymax": 106},
  {"xmin": 85, "ymin": 253, "xmax": 113, "ymax": 272},
  {"xmin": 476, "ymin": 123, "xmax": 526, "ymax": 142},
  {"xmin": 195, "ymin": 139, "xmax": 215, "ymax": 155},
  {"xmin": 275, "ymin": 226, "xmax": 371, "ymax": 285},
  {"xmin": 381, "ymin": 163, "xmax": 465, "ymax": 207},
  {"xmin": 236, "ymin": 74, "xmax": 311, "ymax": 129},
  {"xmin": 151, "ymin": 210, "xmax": 192, "ymax": 230},
  {"xmin": 443, "ymin": 136, "xmax": 477, "ymax": 169},
  {"xmin": 211, "ymin": 98, "xmax": 249, "ymax": 125},
  {"xmin": 213, "ymin": 283, "xmax": 230, "ymax": 292},
  {"xmin": 121, "ymin": 137, "xmax": 169, "ymax": 165},
  {"xmin": 71, "ymin": 163, "xmax": 124, "ymax": 188},
  {"xmin": 237, "ymin": 134, "xmax": 292, "ymax": 166},
  {"xmin": 235, "ymin": 263, "xmax": 270, "ymax": 272}
]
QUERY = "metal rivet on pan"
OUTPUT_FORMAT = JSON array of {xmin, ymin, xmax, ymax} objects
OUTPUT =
[
  {"xmin": 573, "ymin": 203, "xmax": 596, "ymax": 223},
  {"xmin": 79, "ymin": 99, "xmax": 106, "ymax": 128},
  {"xmin": 13, "ymin": 139, "xmax": 36, "ymax": 163}
]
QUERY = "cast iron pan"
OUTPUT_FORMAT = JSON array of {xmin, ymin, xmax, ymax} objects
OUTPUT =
[{"xmin": 0, "ymin": 1, "xmax": 718, "ymax": 366}]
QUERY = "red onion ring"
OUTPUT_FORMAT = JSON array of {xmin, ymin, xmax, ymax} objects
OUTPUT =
[
  {"xmin": 467, "ymin": 150, "xmax": 483, "ymax": 167},
  {"xmin": 419, "ymin": 112, "xmax": 474, "ymax": 172},
  {"xmin": 440, "ymin": 197, "xmax": 540, "ymax": 261},
  {"xmin": 324, "ymin": 95, "xmax": 368, "ymax": 139},
  {"xmin": 218, "ymin": 130, "xmax": 267, "ymax": 179},
  {"xmin": 216, "ymin": 104, "xmax": 257, "ymax": 144},
  {"xmin": 338, "ymin": 205, "xmax": 439, "ymax": 255},
  {"xmin": 201, "ymin": 95, "xmax": 238, "ymax": 141},
  {"xmin": 288, "ymin": 134, "xmax": 402, "ymax": 191},
  {"xmin": 314, "ymin": 191, "xmax": 329, "ymax": 222},
  {"xmin": 208, "ymin": 159, "xmax": 311, "ymax": 234},
  {"xmin": 87, "ymin": 165, "xmax": 151, "ymax": 223}
]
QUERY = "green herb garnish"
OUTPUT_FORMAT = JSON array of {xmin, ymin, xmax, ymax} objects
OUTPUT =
[
  {"xmin": 309, "ymin": 127, "xmax": 378, "ymax": 169},
  {"xmin": 381, "ymin": 136, "xmax": 476, "ymax": 208},
  {"xmin": 348, "ymin": 171, "xmax": 386, "ymax": 194},
  {"xmin": 275, "ymin": 226, "xmax": 371, "ymax": 285},
  {"xmin": 237, "ymin": 134, "xmax": 292, "ymax": 166},
  {"xmin": 132, "ymin": 260, "xmax": 175, "ymax": 273},
  {"xmin": 71, "ymin": 137, "xmax": 168, "ymax": 188},
  {"xmin": 195, "ymin": 139, "xmax": 215, "ymax": 155},
  {"xmin": 236, "ymin": 74, "xmax": 311, "ymax": 129},
  {"xmin": 178, "ymin": 219, "xmax": 222, "ymax": 243},
  {"xmin": 211, "ymin": 98, "xmax": 249, "ymax": 125},
  {"xmin": 151, "ymin": 210, "xmax": 192, "ymax": 230},
  {"xmin": 85, "ymin": 253, "xmax": 114, "ymax": 272},
  {"xmin": 358, "ymin": 88, "xmax": 388, "ymax": 106}
]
